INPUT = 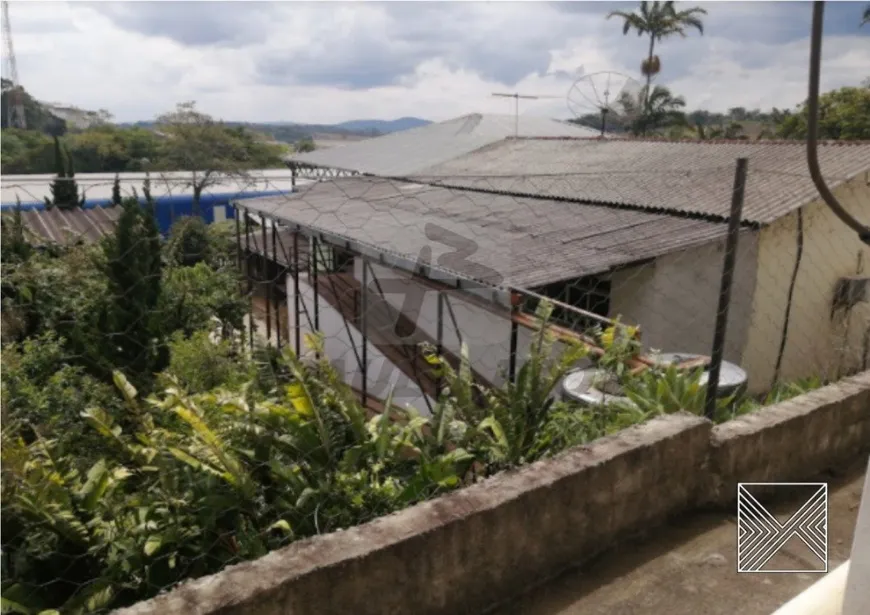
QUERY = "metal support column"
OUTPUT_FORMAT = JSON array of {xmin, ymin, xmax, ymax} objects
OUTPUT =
[
  {"xmin": 705, "ymin": 157, "xmax": 748, "ymax": 419},
  {"xmin": 245, "ymin": 210, "xmax": 254, "ymax": 351},
  {"xmin": 262, "ymin": 221, "xmax": 272, "ymax": 344},
  {"xmin": 436, "ymin": 291, "xmax": 444, "ymax": 396},
  {"xmin": 234, "ymin": 206, "xmax": 241, "ymax": 270},
  {"xmin": 293, "ymin": 232, "xmax": 301, "ymax": 356},
  {"xmin": 312, "ymin": 236, "xmax": 320, "ymax": 331},
  {"xmin": 361, "ymin": 258, "xmax": 369, "ymax": 408},
  {"xmin": 509, "ymin": 296, "xmax": 519, "ymax": 384},
  {"xmin": 272, "ymin": 224, "xmax": 281, "ymax": 349}
]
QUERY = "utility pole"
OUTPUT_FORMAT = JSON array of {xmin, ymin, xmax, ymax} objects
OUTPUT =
[{"xmin": 2, "ymin": 1, "xmax": 26, "ymax": 129}]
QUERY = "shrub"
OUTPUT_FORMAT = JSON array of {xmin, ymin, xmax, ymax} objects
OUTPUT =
[
  {"xmin": 164, "ymin": 330, "xmax": 253, "ymax": 393},
  {"xmin": 1, "ymin": 331, "xmax": 123, "ymax": 460},
  {"xmin": 1, "ymin": 336, "xmax": 475, "ymax": 613},
  {"xmin": 157, "ymin": 262, "xmax": 247, "ymax": 341}
]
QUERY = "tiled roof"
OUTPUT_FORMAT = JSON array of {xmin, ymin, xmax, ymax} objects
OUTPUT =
[
  {"xmin": 237, "ymin": 177, "xmax": 730, "ymax": 290},
  {"xmin": 3, "ymin": 205, "xmax": 122, "ymax": 246},
  {"xmin": 413, "ymin": 138, "xmax": 870, "ymax": 225},
  {"xmin": 285, "ymin": 114, "xmax": 601, "ymax": 178}
]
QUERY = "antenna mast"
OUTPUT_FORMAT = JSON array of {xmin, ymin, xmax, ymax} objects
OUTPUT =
[
  {"xmin": 2, "ymin": 0, "xmax": 26, "ymax": 129},
  {"xmin": 492, "ymin": 92, "xmax": 554, "ymax": 137}
]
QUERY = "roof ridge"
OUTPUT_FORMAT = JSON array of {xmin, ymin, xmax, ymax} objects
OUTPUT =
[{"xmin": 511, "ymin": 136, "xmax": 870, "ymax": 146}]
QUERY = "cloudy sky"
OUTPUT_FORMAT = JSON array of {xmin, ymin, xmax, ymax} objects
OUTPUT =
[{"xmin": 3, "ymin": 1, "xmax": 868, "ymax": 124}]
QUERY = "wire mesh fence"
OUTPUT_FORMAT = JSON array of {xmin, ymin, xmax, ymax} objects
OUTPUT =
[{"xmin": 2, "ymin": 145, "xmax": 869, "ymax": 613}]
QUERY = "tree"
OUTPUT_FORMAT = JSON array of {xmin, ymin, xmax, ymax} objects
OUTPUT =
[
  {"xmin": 101, "ymin": 196, "xmax": 166, "ymax": 385},
  {"xmin": 154, "ymin": 102, "xmax": 283, "ymax": 215},
  {"xmin": 111, "ymin": 174, "xmax": 122, "ymax": 207},
  {"xmin": 607, "ymin": 2, "xmax": 707, "ymax": 100},
  {"xmin": 775, "ymin": 85, "xmax": 870, "ymax": 140},
  {"xmin": 863, "ymin": 4, "xmax": 869, "ymax": 26},
  {"xmin": 44, "ymin": 136, "xmax": 84, "ymax": 211},
  {"xmin": 295, "ymin": 137, "xmax": 316, "ymax": 153},
  {"xmin": 620, "ymin": 85, "xmax": 687, "ymax": 135}
]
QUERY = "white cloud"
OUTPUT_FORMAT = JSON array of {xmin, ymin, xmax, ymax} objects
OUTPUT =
[{"xmin": 2, "ymin": 1, "xmax": 868, "ymax": 124}]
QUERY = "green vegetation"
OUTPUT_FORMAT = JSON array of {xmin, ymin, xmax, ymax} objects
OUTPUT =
[
  {"xmin": 1, "ymin": 208, "xmax": 827, "ymax": 612},
  {"xmin": 589, "ymin": 2, "xmax": 870, "ymax": 140},
  {"xmin": 1, "ymin": 99, "xmax": 286, "ymax": 176},
  {"xmin": 607, "ymin": 1, "xmax": 707, "ymax": 97}
]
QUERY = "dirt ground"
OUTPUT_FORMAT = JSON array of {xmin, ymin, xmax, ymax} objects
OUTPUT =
[{"xmin": 491, "ymin": 456, "xmax": 868, "ymax": 615}]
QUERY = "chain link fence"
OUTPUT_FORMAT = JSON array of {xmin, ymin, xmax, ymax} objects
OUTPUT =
[{"xmin": 2, "ymin": 146, "xmax": 868, "ymax": 613}]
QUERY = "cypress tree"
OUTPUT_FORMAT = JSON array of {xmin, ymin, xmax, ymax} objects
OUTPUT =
[
  {"xmin": 111, "ymin": 174, "xmax": 122, "ymax": 207},
  {"xmin": 102, "ymin": 196, "xmax": 165, "ymax": 385},
  {"xmin": 46, "ymin": 136, "xmax": 83, "ymax": 211}
]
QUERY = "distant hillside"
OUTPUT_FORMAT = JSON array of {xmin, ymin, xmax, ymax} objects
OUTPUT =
[
  {"xmin": 1, "ymin": 79, "xmax": 67, "ymax": 135},
  {"xmin": 334, "ymin": 117, "xmax": 431, "ymax": 134},
  {"xmin": 117, "ymin": 117, "xmax": 432, "ymax": 143}
]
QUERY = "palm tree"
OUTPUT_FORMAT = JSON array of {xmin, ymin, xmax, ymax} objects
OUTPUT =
[
  {"xmin": 619, "ymin": 85, "xmax": 687, "ymax": 136},
  {"xmin": 607, "ymin": 2, "xmax": 707, "ymax": 99}
]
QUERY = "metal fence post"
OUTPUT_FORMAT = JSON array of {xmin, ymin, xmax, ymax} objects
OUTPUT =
[{"xmin": 705, "ymin": 157, "xmax": 749, "ymax": 418}]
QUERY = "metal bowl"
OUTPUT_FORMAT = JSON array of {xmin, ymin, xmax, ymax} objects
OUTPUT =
[
  {"xmin": 560, "ymin": 352, "xmax": 748, "ymax": 408},
  {"xmin": 652, "ymin": 352, "xmax": 748, "ymax": 398},
  {"xmin": 561, "ymin": 368, "xmax": 632, "ymax": 407}
]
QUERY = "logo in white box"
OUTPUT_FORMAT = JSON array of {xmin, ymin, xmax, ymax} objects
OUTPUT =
[{"xmin": 737, "ymin": 482, "xmax": 828, "ymax": 573}]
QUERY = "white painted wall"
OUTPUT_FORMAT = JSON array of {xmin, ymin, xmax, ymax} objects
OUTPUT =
[
  {"xmin": 742, "ymin": 174, "xmax": 870, "ymax": 392},
  {"xmin": 285, "ymin": 276, "xmax": 433, "ymax": 414},
  {"xmin": 353, "ymin": 261, "xmax": 575, "ymax": 388},
  {"xmin": 610, "ymin": 231, "xmax": 760, "ymax": 373}
]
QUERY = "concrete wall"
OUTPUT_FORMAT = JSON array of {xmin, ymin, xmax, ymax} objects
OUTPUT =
[
  {"xmin": 610, "ymin": 230, "xmax": 759, "ymax": 367},
  {"xmin": 115, "ymin": 372, "xmax": 870, "ymax": 615},
  {"xmin": 707, "ymin": 370, "xmax": 870, "ymax": 505},
  {"xmin": 286, "ymin": 276, "xmax": 433, "ymax": 414},
  {"xmin": 354, "ymin": 261, "xmax": 573, "ymax": 388},
  {"xmin": 742, "ymin": 175, "xmax": 870, "ymax": 393},
  {"xmin": 115, "ymin": 413, "xmax": 712, "ymax": 615}
]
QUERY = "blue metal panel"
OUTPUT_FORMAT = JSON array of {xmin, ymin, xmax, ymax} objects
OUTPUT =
[{"xmin": 1, "ymin": 190, "xmax": 291, "ymax": 235}]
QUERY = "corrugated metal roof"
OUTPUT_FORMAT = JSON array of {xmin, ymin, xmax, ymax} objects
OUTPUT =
[
  {"xmin": 3, "ymin": 205, "xmax": 122, "ymax": 246},
  {"xmin": 285, "ymin": 114, "xmax": 601, "ymax": 178},
  {"xmin": 414, "ymin": 138, "xmax": 870, "ymax": 225},
  {"xmin": 1, "ymin": 169, "xmax": 299, "ymax": 207},
  {"xmin": 238, "ymin": 177, "xmax": 730, "ymax": 289}
]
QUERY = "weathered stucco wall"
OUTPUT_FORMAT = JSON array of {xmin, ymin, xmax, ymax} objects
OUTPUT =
[
  {"xmin": 707, "ymin": 370, "xmax": 870, "ymax": 505},
  {"xmin": 610, "ymin": 231, "xmax": 759, "ymax": 366},
  {"xmin": 114, "ymin": 372, "xmax": 870, "ymax": 615},
  {"xmin": 742, "ymin": 174, "xmax": 870, "ymax": 394}
]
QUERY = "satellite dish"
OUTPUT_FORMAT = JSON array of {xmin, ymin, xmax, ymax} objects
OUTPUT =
[{"xmin": 567, "ymin": 71, "xmax": 643, "ymax": 137}]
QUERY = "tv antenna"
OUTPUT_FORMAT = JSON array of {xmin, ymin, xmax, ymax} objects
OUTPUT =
[
  {"xmin": 566, "ymin": 71, "xmax": 642, "ymax": 137},
  {"xmin": 492, "ymin": 91, "xmax": 561, "ymax": 137}
]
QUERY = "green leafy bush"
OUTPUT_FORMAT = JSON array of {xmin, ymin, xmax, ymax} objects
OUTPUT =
[
  {"xmin": 1, "ymin": 336, "xmax": 477, "ymax": 613},
  {"xmin": 163, "ymin": 331, "xmax": 253, "ymax": 394},
  {"xmin": 1, "ymin": 332, "xmax": 123, "ymax": 458},
  {"xmin": 157, "ymin": 263, "xmax": 247, "ymax": 341}
]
